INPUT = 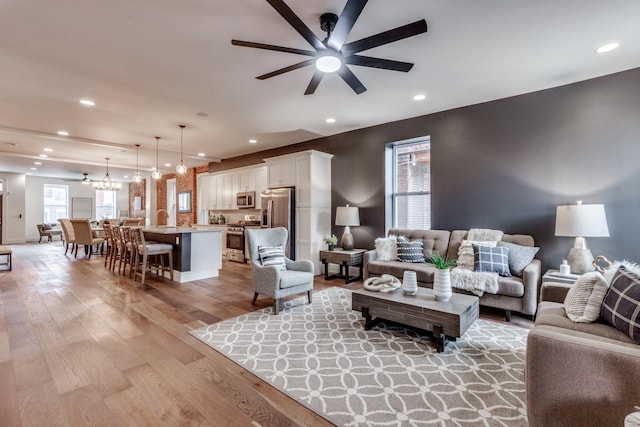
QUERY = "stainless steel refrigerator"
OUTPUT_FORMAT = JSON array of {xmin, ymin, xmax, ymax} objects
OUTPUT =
[{"xmin": 261, "ymin": 187, "xmax": 295, "ymax": 259}]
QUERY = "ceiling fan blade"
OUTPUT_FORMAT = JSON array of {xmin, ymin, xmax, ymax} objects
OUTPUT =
[
  {"xmin": 338, "ymin": 66, "xmax": 366, "ymax": 94},
  {"xmin": 342, "ymin": 19, "xmax": 427, "ymax": 55},
  {"xmin": 304, "ymin": 70, "xmax": 324, "ymax": 95},
  {"xmin": 266, "ymin": 0, "xmax": 326, "ymax": 51},
  {"xmin": 232, "ymin": 40, "xmax": 316, "ymax": 56},
  {"xmin": 256, "ymin": 58, "xmax": 316, "ymax": 80},
  {"xmin": 327, "ymin": 0, "xmax": 368, "ymax": 51},
  {"xmin": 345, "ymin": 55, "xmax": 414, "ymax": 72}
]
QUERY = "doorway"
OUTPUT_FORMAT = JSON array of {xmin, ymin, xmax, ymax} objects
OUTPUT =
[{"xmin": 166, "ymin": 178, "xmax": 177, "ymax": 226}]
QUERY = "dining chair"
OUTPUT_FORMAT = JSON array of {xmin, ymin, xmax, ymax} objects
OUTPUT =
[
  {"xmin": 58, "ymin": 218, "xmax": 76, "ymax": 256},
  {"xmin": 130, "ymin": 227, "xmax": 174, "ymax": 285},
  {"xmin": 69, "ymin": 219, "xmax": 106, "ymax": 259},
  {"xmin": 102, "ymin": 223, "xmax": 115, "ymax": 268}
]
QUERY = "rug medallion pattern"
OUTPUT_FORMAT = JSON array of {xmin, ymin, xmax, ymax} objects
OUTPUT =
[{"xmin": 189, "ymin": 287, "xmax": 528, "ymax": 426}]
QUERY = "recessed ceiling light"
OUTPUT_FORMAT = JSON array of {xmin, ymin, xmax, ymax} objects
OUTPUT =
[
  {"xmin": 30, "ymin": 167, "xmax": 37, "ymax": 170},
  {"xmin": 27, "ymin": 172, "xmax": 32, "ymax": 176},
  {"xmin": 249, "ymin": 139, "xmax": 257, "ymax": 144},
  {"xmin": 198, "ymin": 153, "xmax": 205, "ymax": 157},
  {"xmin": 57, "ymin": 130, "xmax": 69, "ymax": 136},
  {"xmin": 413, "ymin": 94, "xmax": 426, "ymax": 101},
  {"xmin": 596, "ymin": 42, "xmax": 619, "ymax": 53},
  {"xmin": 123, "ymin": 175, "xmax": 129, "ymax": 178},
  {"xmin": 326, "ymin": 118, "xmax": 336, "ymax": 124},
  {"xmin": 43, "ymin": 147, "xmax": 53, "ymax": 152},
  {"xmin": 164, "ymin": 163, "xmax": 171, "ymax": 167},
  {"xmin": 34, "ymin": 161, "xmax": 42, "ymax": 165},
  {"xmin": 79, "ymin": 99, "xmax": 96, "ymax": 106},
  {"xmin": 196, "ymin": 112, "xmax": 209, "ymax": 117},
  {"xmin": 39, "ymin": 154, "xmax": 48, "ymax": 158}
]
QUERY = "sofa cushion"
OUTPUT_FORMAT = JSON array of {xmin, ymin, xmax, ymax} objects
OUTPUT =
[
  {"xmin": 563, "ymin": 272, "xmax": 609, "ymax": 323},
  {"xmin": 366, "ymin": 260, "xmax": 437, "ymax": 284},
  {"xmin": 496, "ymin": 276, "xmax": 525, "ymax": 297},
  {"xmin": 374, "ymin": 236, "xmax": 397, "ymax": 261},
  {"xmin": 497, "ymin": 241, "xmax": 540, "ymax": 277},
  {"xmin": 397, "ymin": 240, "xmax": 426, "ymax": 263},
  {"xmin": 601, "ymin": 266, "xmax": 640, "ymax": 343},
  {"xmin": 536, "ymin": 301, "xmax": 635, "ymax": 344},
  {"xmin": 474, "ymin": 245, "xmax": 511, "ymax": 276}
]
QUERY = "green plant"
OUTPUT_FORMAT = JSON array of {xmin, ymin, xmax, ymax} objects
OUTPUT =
[
  {"xmin": 428, "ymin": 253, "xmax": 456, "ymax": 269},
  {"xmin": 324, "ymin": 234, "xmax": 338, "ymax": 246}
]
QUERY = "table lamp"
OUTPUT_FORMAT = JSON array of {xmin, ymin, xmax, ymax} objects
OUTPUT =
[
  {"xmin": 335, "ymin": 205, "xmax": 360, "ymax": 250},
  {"xmin": 555, "ymin": 201, "xmax": 609, "ymax": 274}
]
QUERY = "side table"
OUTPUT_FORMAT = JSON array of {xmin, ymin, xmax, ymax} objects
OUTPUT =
[
  {"xmin": 319, "ymin": 249, "xmax": 366, "ymax": 284},
  {"xmin": 541, "ymin": 269, "xmax": 579, "ymax": 303}
]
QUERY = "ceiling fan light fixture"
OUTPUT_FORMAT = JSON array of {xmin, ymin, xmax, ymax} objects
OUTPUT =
[
  {"xmin": 316, "ymin": 53, "xmax": 342, "ymax": 73},
  {"xmin": 176, "ymin": 124, "xmax": 187, "ymax": 175}
]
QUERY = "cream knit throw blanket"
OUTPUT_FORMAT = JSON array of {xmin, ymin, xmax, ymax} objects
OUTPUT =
[{"xmin": 450, "ymin": 267, "xmax": 499, "ymax": 297}]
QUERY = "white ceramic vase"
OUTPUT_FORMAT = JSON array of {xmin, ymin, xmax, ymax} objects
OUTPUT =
[
  {"xmin": 433, "ymin": 269, "xmax": 452, "ymax": 301},
  {"xmin": 402, "ymin": 271, "xmax": 418, "ymax": 296}
]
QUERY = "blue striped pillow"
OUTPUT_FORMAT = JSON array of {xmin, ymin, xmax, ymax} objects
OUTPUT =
[{"xmin": 258, "ymin": 245, "xmax": 287, "ymax": 271}]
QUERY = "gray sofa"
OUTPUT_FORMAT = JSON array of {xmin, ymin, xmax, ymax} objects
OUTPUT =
[
  {"xmin": 363, "ymin": 229, "xmax": 541, "ymax": 320},
  {"xmin": 526, "ymin": 284, "xmax": 640, "ymax": 426}
]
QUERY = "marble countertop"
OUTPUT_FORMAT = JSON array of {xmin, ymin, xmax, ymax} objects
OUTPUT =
[{"xmin": 143, "ymin": 226, "xmax": 224, "ymax": 234}]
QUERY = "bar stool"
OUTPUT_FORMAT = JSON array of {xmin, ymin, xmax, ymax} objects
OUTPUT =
[{"xmin": 131, "ymin": 227, "xmax": 174, "ymax": 285}]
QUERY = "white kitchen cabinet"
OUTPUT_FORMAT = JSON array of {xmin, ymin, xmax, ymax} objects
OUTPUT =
[
  {"xmin": 266, "ymin": 157, "xmax": 296, "ymax": 188},
  {"xmin": 254, "ymin": 165, "xmax": 268, "ymax": 208},
  {"xmin": 238, "ymin": 169, "xmax": 256, "ymax": 193}
]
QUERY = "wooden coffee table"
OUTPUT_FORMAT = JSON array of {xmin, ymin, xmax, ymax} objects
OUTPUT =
[{"xmin": 351, "ymin": 287, "xmax": 479, "ymax": 352}]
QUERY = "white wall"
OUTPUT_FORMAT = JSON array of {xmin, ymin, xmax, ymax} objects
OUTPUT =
[{"xmin": 17, "ymin": 175, "xmax": 129, "ymax": 243}]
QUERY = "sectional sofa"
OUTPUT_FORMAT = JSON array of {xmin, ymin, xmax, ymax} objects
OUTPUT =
[{"xmin": 363, "ymin": 229, "xmax": 541, "ymax": 320}]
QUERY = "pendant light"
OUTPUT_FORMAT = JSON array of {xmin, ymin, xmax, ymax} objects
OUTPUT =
[
  {"xmin": 151, "ymin": 136, "xmax": 162, "ymax": 180},
  {"xmin": 94, "ymin": 157, "xmax": 121, "ymax": 191},
  {"xmin": 176, "ymin": 124, "xmax": 187, "ymax": 175},
  {"xmin": 133, "ymin": 144, "xmax": 142, "ymax": 183}
]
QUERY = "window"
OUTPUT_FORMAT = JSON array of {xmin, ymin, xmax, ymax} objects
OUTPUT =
[
  {"xmin": 44, "ymin": 184, "xmax": 68, "ymax": 223},
  {"xmin": 95, "ymin": 190, "xmax": 116, "ymax": 220},
  {"xmin": 392, "ymin": 139, "xmax": 431, "ymax": 229}
]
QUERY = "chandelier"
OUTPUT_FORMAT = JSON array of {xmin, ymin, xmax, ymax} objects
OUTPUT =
[{"xmin": 94, "ymin": 157, "xmax": 121, "ymax": 191}]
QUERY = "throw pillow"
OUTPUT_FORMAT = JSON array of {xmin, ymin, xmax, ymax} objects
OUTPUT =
[
  {"xmin": 457, "ymin": 240, "xmax": 498, "ymax": 271},
  {"xmin": 601, "ymin": 266, "xmax": 640, "ymax": 343},
  {"xmin": 564, "ymin": 272, "xmax": 609, "ymax": 323},
  {"xmin": 397, "ymin": 240, "xmax": 425, "ymax": 263},
  {"xmin": 473, "ymin": 245, "xmax": 511, "ymax": 276},
  {"xmin": 467, "ymin": 228, "xmax": 504, "ymax": 242},
  {"xmin": 374, "ymin": 236, "xmax": 397, "ymax": 261},
  {"xmin": 258, "ymin": 245, "xmax": 287, "ymax": 271},
  {"xmin": 497, "ymin": 241, "xmax": 540, "ymax": 277}
]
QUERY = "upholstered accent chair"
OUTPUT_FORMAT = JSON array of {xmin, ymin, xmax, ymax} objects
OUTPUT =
[
  {"xmin": 37, "ymin": 223, "xmax": 63, "ymax": 243},
  {"xmin": 58, "ymin": 218, "xmax": 76, "ymax": 256},
  {"xmin": 245, "ymin": 227, "xmax": 314, "ymax": 315}
]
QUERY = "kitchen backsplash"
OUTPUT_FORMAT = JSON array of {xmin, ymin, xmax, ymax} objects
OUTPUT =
[{"xmin": 208, "ymin": 208, "xmax": 262, "ymax": 225}]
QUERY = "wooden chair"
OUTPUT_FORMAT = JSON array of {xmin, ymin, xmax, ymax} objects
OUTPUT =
[
  {"xmin": 69, "ymin": 219, "xmax": 106, "ymax": 259},
  {"xmin": 58, "ymin": 218, "xmax": 76, "ymax": 256},
  {"xmin": 102, "ymin": 223, "xmax": 117, "ymax": 269},
  {"xmin": 123, "ymin": 218, "xmax": 144, "ymax": 226},
  {"xmin": 118, "ymin": 226, "xmax": 134, "ymax": 276},
  {"xmin": 130, "ymin": 227, "xmax": 173, "ymax": 285}
]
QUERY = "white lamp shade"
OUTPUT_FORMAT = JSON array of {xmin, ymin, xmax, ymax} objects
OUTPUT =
[
  {"xmin": 335, "ymin": 205, "xmax": 360, "ymax": 226},
  {"xmin": 555, "ymin": 204, "xmax": 609, "ymax": 237}
]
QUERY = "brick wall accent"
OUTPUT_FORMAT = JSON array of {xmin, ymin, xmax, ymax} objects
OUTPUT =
[
  {"xmin": 128, "ymin": 179, "xmax": 146, "ymax": 215},
  {"xmin": 155, "ymin": 164, "xmax": 208, "ymax": 225}
]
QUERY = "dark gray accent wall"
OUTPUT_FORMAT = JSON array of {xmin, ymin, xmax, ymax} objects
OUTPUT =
[{"xmin": 213, "ymin": 67, "xmax": 640, "ymax": 271}]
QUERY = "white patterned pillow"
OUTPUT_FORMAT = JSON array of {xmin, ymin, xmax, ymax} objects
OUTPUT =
[
  {"xmin": 457, "ymin": 240, "xmax": 497, "ymax": 271},
  {"xmin": 258, "ymin": 245, "xmax": 287, "ymax": 271},
  {"xmin": 564, "ymin": 272, "xmax": 609, "ymax": 323},
  {"xmin": 375, "ymin": 236, "xmax": 397, "ymax": 261}
]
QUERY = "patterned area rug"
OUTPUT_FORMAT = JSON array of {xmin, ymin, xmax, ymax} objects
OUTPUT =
[{"xmin": 189, "ymin": 287, "xmax": 529, "ymax": 426}]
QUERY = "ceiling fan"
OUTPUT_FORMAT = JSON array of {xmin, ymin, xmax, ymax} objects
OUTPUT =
[
  {"xmin": 63, "ymin": 173, "xmax": 94, "ymax": 184},
  {"xmin": 232, "ymin": 0, "xmax": 428, "ymax": 95}
]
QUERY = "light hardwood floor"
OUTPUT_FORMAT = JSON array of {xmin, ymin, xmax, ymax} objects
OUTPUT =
[{"xmin": 0, "ymin": 243, "xmax": 532, "ymax": 427}]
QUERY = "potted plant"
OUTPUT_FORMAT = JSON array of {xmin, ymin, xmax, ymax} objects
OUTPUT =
[
  {"xmin": 324, "ymin": 234, "xmax": 338, "ymax": 251},
  {"xmin": 429, "ymin": 253, "xmax": 456, "ymax": 301}
]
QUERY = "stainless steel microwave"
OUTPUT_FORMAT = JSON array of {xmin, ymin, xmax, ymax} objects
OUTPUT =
[{"xmin": 236, "ymin": 191, "xmax": 255, "ymax": 209}]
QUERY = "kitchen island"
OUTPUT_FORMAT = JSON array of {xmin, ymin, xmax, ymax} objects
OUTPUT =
[{"xmin": 143, "ymin": 226, "xmax": 223, "ymax": 283}]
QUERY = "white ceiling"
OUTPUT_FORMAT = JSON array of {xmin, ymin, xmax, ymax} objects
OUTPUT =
[{"xmin": 1, "ymin": 0, "xmax": 639, "ymax": 182}]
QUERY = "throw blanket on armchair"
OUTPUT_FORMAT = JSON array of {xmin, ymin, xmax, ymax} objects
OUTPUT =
[{"xmin": 450, "ymin": 267, "xmax": 499, "ymax": 297}]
